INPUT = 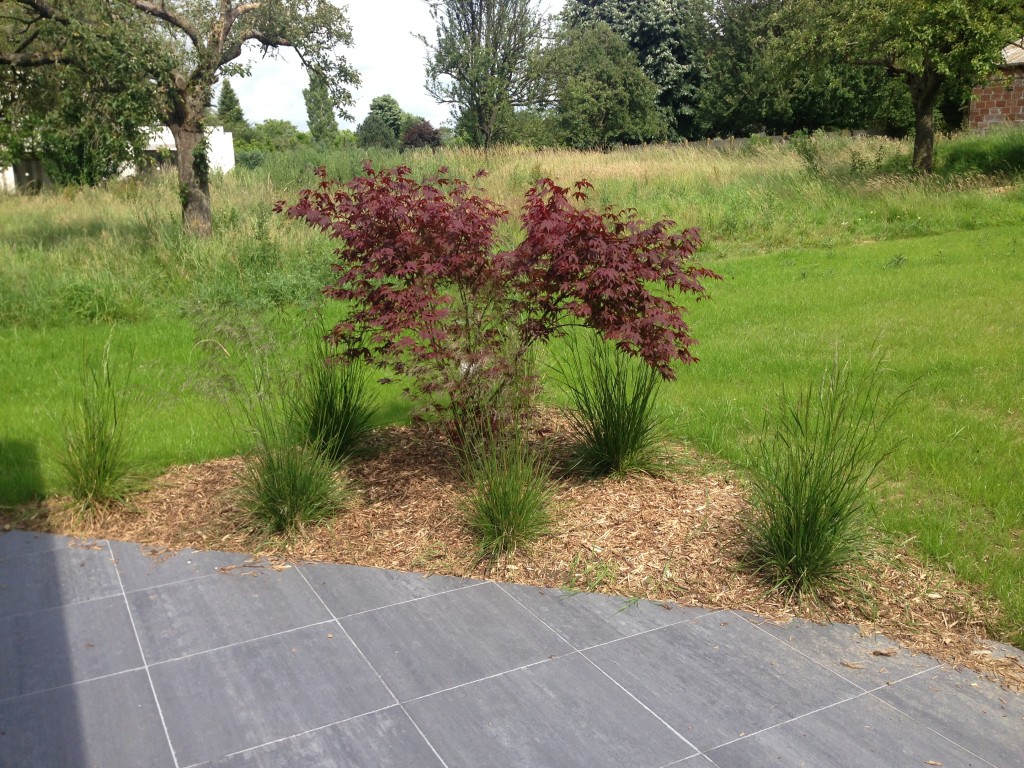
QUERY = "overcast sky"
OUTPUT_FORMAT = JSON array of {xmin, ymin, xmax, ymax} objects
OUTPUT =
[{"xmin": 231, "ymin": 0, "xmax": 565, "ymax": 132}]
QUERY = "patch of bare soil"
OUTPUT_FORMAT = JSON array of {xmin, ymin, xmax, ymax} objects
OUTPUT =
[{"xmin": 7, "ymin": 419, "xmax": 1022, "ymax": 693}]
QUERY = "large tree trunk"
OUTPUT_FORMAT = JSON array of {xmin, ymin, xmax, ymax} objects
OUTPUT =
[
  {"xmin": 168, "ymin": 84, "xmax": 213, "ymax": 237},
  {"xmin": 908, "ymin": 71, "xmax": 943, "ymax": 174}
]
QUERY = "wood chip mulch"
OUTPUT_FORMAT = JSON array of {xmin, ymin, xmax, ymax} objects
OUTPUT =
[{"xmin": 7, "ymin": 418, "xmax": 1022, "ymax": 693}]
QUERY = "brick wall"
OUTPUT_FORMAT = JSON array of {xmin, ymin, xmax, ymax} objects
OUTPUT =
[{"xmin": 970, "ymin": 67, "xmax": 1024, "ymax": 131}]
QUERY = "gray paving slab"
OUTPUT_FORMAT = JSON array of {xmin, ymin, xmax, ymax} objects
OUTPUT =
[
  {"xmin": 340, "ymin": 581, "xmax": 573, "ymax": 701},
  {"xmin": 0, "ymin": 530, "xmax": 99, "ymax": 561},
  {"xmin": 0, "ymin": 539, "xmax": 119, "ymax": 619},
  {"xmin": 740, "ymin": 613, "xmax": 939, "ymax": 689},
  {"xmin": 3, "ymin": 531, "xmax": 1022, "ymax": 768},
  {"xmin": 500, "ymin": 582, "xmax": 712, "ymax": 649},
  {"xmin": 405, "ymin": 652, "xmax": 696, "ymax": 768},
  {"xmin": 200, "ymin": 707, "xmax": 445, "ymax": 768},
  {"xmin": 110, "ymin": 539, "xmax": 264, "ymax": 592},
  {"xmin": 707, "ymin": 691, "xmax": 995, "ymax": 768},
  {"xmin": 149, "ymin": 622, "xmax": 395, "ymax": 767},
  {"xmin": 0, "ymin": 594, "xmax": 142, "ymax": 700},
  {"xmin": 873, "ymin": 667, "xmax": 1024, "ymax": 768},
  {"xmin": 0, "ymin": 669, "xmax": 175, "ymax": 768},
  {"xmin": 584, "ymin": 611, "xmax": 863, "ymax": 752},
  {"xmin": 299, "ymin": 560, "xmax": 477, "ymax": 617},
  {"xmin": 127, "ymin": 565, "xmax": 332, "ymax": 662}
]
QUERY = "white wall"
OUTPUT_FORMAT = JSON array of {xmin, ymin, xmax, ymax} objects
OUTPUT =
[
  {"xmin": 146, "ymin": 126, "xmax": 235, "ymax": 173},
  {"xmin": 1, "ymin": 165, "xmax": 15, "ymax": 194}
]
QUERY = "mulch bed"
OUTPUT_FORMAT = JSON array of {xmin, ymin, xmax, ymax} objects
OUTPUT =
[{"xmin": 7, "ymin": 416, "xmax": 1022, "ymax": 693}]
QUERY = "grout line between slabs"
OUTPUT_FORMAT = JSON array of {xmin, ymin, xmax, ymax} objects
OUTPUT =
[
  {"xmin": 399, "ymin": 654, "xmax": 569, "ymax": 706},
  {"xmin": 294, "ymin": 566, "xmax": 452, "ymax": 768},
  {"xmin": 107, "ymin": 540, "xmax": 181, "ymax": 768},
  {"xmin": 735, "ymin": 610, "xmax": 889, "ymax": 694},
  {"xmin": 0, "ymin": 664, "xmax": 147, "ymax": 706},
  {"xmin": 180, "ymin": 703, "xmax": 402, "ymax": 768},
  {"xmin": 145, "ymin": 618, "xmax": 340, "ymax": 667},
  {"xmin": 299, "ymin": 569, "xmax": 490, "ymax": 620},
  {"xmin": 867, "ymin": 684, "xmax": 1002, "ymax": 768},
  {"xmin": 118, "ymin": 561, "xmax": 276, "ymax": 597},
  {"xmin": 575, "ymin": 609, "xmax": 723, "ymax": 654},
  {"xmin": 496, "ymin": 582, "xmax": 703, "ymax": 759},
  {"xmin": 0, "ymin": 588, "xmax": 126, "ymax": 623},
  {"xmin": 704, "ymin": 689, "xmax": 869, "ymax": 754}
]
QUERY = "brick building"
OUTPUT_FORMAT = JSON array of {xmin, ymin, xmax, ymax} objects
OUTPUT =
[{"xmin": 970, "ymin": 41, "xmax": 1024, "ymax": 131}]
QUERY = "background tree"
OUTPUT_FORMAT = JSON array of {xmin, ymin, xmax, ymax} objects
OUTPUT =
[
  {"xmin": 562, "ymin": 0, "xmax": 702, "ymax": 139},
  {"xmin": 542, "ymin": 22, "xmax": 667, "ymax": 149},
  {"xmin": 1, "ymin": 0, "xmax": 359, "ymax": 235},
  {"xmin": 216, "ymin": 80, "xmax": 250, "ymax": 138},
  {"xmin": 0, "ymin": 0, "xmax": 168, "ymax": 184},
  {"xmin": 420, "ymin": 0, "xmax": 545, "ymax": 148},
  {"xmin": 357, "ymin": 113, "xmax": 399, "ymax": 149},
  {"xmin": 368, "ymin": 94, "xmax": 404, "ymax": 141},
  {"xmin": 788, "ymin": 0, "xmax": 1023, "ymax": 171},
  {"xmin": 690, "ymin": 0, "xmax": 908, "ymax": 138},
  {"xmin": 304, "ymin": 74, "xmax": 340, "ymax": 145},
  {"xmin": 401, "ymin": 119, "xmax": 443, "ymax": 149},
  {"xmin": 242, "ymin": 120, "xmax": 309, "ymax": 153}
]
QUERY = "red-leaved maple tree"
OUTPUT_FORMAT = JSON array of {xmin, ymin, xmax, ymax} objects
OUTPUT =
[{"xmin": 277, "ymin": 163, "xmax": 719, "ymax": 434}]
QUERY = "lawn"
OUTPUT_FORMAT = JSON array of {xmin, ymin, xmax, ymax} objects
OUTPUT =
[{"xmin": 1, "ymin": 133, "xmax": 1021, "ymax": 645}]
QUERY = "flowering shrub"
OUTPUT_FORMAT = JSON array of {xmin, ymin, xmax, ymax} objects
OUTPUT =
[{"xmin": 277, "ymin": 163, "xmax": 718, "ymax": 439}]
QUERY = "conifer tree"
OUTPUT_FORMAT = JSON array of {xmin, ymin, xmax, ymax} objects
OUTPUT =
[
  {"xmin": 216, "ymin": 81, "xmax": 248, "ymax": 135},
  {"xmin": 304, "ymin": 74, "xmax": 340, "ymax": 145}
]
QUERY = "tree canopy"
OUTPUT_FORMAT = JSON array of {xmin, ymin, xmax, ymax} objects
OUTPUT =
[
  {"xmin": 1, "ymin": 0, "xmax": 359, "ymax": 233},
  {"xmin": 304, "ymin": 74, "xmax": 340, "ymax": 145},
  {"xmin": 788, "ymin": 0, "xmax": 1023, "ymax": 171},
  {"xmin": 0, "ymin": 0, "xmax": 169, "ymax": 183},
  {"xmin": 216, "ymin": 81, "xmax": 249, "ymax": 136},
  {"xmin": 420, "ymin": 0, "xmax": 545, "ymax": 148},
  {"xmin": 368, "ymin": 95, "xmax": 404, "ymax": 140},
  {"xmin": 542, "ymin": 22, "xmax": 667, "ymax": 149},
  {"xmin": 562, "ymin": 0, "xmax": 701, "ymax": 139}
]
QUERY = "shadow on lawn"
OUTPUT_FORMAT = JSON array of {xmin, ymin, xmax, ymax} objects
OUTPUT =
[{"xmin": 0, "ymin": 440, "xmax": 45, "ymax": 507}]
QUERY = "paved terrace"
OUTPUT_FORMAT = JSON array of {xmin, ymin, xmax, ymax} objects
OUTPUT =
[{"xmin": 0, "ymin": 530, "xmax": 1020, "ymax": 767}]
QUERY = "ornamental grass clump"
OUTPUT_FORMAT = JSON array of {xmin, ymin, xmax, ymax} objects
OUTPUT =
[
  {"xmin": 59, "ymin": 337, "xmax": 144, "ymax": 509},
  {"xmin": 291, "ymin": 336, "xmax": 377, "ymax": 465},
  {"xmin": 236, "ymin": 384, "xmax": 348, "ymax": 534},
  {"xmin": 556, "ymin": 332, "xmax": 667, "ymax": 476},
  {"xmin": 465, "ymin": 435, "xmax": 554, "ymax": 560},
  {"xmin": 743, "ymin": 355, "xmax": 900, "ymax": 598}
]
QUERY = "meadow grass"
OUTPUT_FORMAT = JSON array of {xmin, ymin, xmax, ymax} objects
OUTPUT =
[{"xmin": 1, "ymin": 132, "xmax": 1021, "ymax": 643}]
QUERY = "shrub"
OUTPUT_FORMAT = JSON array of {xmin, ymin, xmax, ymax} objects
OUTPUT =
[
  {"xmin": 556, "ymin": 332, "xmax": 666, "ymax": 476},
  {"xmin": 236, "ymin": 381, "xmax": 348, "ymax": 533},
  {"xmin": 465, "ymin": 436, "xmax": 554, "ymax": 560},
  {"xmin": 939, "ymin": 128, "xmax": 1024, "ymax": 177},
  {"xmin": 742, "ymin": 355, "xmax": 899, "ymax": 598},
  {"xmin": 277, "ymin": 164, "xmax": 718, "ymax": 442},
  {"xmin": 58, "ymin": 337, "xmax": 143, "ymax": 508},
  {"xmin": 291, "ymin": 336, "xmax": 378, "ymax": 465},
  {"xmin": 401, "ymin": 119, "xmax": 442, "ymax": 150}
]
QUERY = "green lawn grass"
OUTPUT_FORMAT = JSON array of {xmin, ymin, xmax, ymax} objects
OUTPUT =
[{"xmin": 1, "ymin": 133, "xmax": 1021, "ymax": 644}]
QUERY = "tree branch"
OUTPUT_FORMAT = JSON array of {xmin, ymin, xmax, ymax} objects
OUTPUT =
[
  {"xmin": 129, "ymin": 0, "xmax": 202, "ymax": 49},
  {"xmin": 0, "ymin": 49, "xmax": 66, "ymax": 67},
  {"xmin": 220, "ymin": 28, "xmax": 293, "ymax": 66}
]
